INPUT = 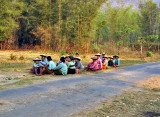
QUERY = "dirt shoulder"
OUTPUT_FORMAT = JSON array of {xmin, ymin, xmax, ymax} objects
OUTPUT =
[{"xmin": 74, "ymin": 75, "xmax": 160, "ymax": 117}]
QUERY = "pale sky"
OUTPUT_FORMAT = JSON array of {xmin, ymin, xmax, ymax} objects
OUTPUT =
[{"xmin": 108, "ymin": 0, "xmax": 160, "ymax": 8}]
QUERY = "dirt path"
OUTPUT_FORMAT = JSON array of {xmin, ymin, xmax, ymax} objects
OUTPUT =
[{"xmin": 0, "ymin": 62, "xmax": 160, "ymax": 117}]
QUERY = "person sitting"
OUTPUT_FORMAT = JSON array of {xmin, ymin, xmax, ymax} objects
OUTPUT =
[
  {"xmin": 100, "ymin": 52, "xmax": 106, "ymax": 61},
  {"xmin": 108, "ymin": 57, "xmax": 113, "ymax": 66},
  {"xmin": 65, "ymin": 56, "xmax": 69, "ymax": 65},
  {"xmin": 52, "ymin": 57, "xmax": 68, "ymax": 75},
  {"xmin": 75, "ymin": 53, "xmax": 79, "ymax": 57},
  {"xmin": 43, "ymin": 56, "xmax": 56, "ymax": 74},
  {"xmin": 40, "ymin": 54, "xmax": 48, "ymax": 64},
  {"xmin": 102, "ymin": 56, "xmax": 108, "ymax": 69},
  {"xmin": 113, "ymin": 55, "xmax": 116, "ymax": 66},
  {"xmin": 39, "ymin": 55, "xmax": 48, "ymax": 67},
  {"xmin": 115, "ymin": 55, "xmax": 120, "ymax": 67},
  {"xmin": 74, "ymin": 57, "xmax": 83, "ymax": 73},
  {"xmin": 57, "ymin": 55, "xmax": 65, "ymax": 66},
  {"xmin": 85, "ymin": 57, "xmax": 98, "ymax": 71},
  {"xmin": 95, "ymin": 53, "xmax": 103, "ymax": 70},
  {"xmin": 33, "ymin": 57, "xmax": 42, "ymax": 76},
  {"xmin": 67, "ymin": 56, "xmax": 76, "ymax": 74}
]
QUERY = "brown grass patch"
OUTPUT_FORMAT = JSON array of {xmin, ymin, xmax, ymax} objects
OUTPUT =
[{"xmin": 140, "ymin": 75, "xmax": 160, "ymax": 89}]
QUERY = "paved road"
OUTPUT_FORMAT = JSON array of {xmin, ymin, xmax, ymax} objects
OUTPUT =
[{"xmin": 0, "ymin": 63, "xmax": 160, "ymax": 117}]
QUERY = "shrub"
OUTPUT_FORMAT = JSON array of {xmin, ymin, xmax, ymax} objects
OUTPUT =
[
  {"xmin": 60, "ymin": 50, "xmax": 66, "ymax": 56},
  {"xmin": 19, "ymin": 56, "xmax": 25, "ymax": 60},
  {"xmin": 10, "ymin": 54, "xmax": 17, "ymax": 60},
  {"xmin": 83, "ymin": 54, "xmax": 86, "ymax": 58},
  {"xmin": 146, "ymin": 51, "xmax": 153, "ymax": 57}
]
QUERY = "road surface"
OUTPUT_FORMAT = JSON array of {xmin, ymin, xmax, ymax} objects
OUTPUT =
[{"xmin": 0, "ymin": 62, "xmax": 160, "ymax": 117}]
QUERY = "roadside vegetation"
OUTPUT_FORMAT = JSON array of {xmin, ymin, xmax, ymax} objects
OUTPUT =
[
  {"xmin": 0, "ymin": 50, "xmax": 159, "ymax": 90},
  {"xmin": 75, "ymin": 75, "xmax": 160, "ymax": 117}
]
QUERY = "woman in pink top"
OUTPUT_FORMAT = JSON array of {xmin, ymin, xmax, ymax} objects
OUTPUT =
[
  {"xmin": 85, "ymin": 57, "xmax": 98, "ymax": 71},
  {"xmin": 95, "ymin": 53, "xmax": 103, "ymax": 70}
]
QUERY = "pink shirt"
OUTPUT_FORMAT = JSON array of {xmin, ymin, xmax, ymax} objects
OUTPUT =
[
  {"xmin": 88, "ymin": 61, "xmax": 98, "ymax": 71},
  {"xmin": 96, "ymin": 58, "xmax": 103, "ymax": 70}
]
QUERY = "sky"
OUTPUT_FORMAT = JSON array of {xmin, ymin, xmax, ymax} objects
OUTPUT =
[{"xmin": 108, "ymin": 0, "xmax": 160, "ymax": 8}]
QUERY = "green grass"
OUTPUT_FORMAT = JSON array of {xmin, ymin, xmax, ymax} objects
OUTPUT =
[
  {"xmin": 0, "ymin": 77, "xmax": 49, "ymax": 90},
  {"xmin": 120, "ymin": 60, "xmax": 147, "ymax": 68}
]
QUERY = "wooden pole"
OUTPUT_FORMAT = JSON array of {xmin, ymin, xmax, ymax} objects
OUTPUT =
[{"xmin": 141, "ymin": 43, "xmax": 143, "ymax": 56}]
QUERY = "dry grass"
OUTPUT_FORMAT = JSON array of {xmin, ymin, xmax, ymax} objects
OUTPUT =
[
  {"xmin": 139, "ymin": 75, "xmax": 160, "ymax": 89},
  {"xmin": 0, "ymin": 50, "xmax": 159, "ymax": 90},
  {"xmin": 75, "ymin": 76, "xmax": 160, "ymax": 117}
]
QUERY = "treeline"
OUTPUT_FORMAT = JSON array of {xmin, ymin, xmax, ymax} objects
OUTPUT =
[{"xmin": 0, "ymin": 0, "xmax": 160, "ymax": 53}]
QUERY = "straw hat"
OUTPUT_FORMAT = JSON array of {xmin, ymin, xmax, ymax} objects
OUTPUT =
[
  {"xmin": 102, "ymin": 52, "xmax": 106, "ymax": 55},
  {"xmin": 113, "ymin": 55, "xmax": 117, "ymax": 58},
  {"xmin": 74, "ymin": 57, "xmax": 81, "ymax": 61},
  {"xmin": 103, "ymin": 56, "xmax": 108, "ymax": 58},
  {"xmin": 40, "ymin": 54, "xmax": 47, "ymax": 57},
  {"xmin": 95, "ymin": 53, "xmax": 101, "ymax": 56},
  {"xmin": 61, "ymin": 55, "xmax": 65, "ymax": 58},
  {"xmin": 91, "ymin": 57, "xmax": 97, "ymax": 60},
  {"xmin": 115, "ymin": 55, "xmax": 119, "ymax": 58},
  {"xmin": 33, "ymin": 57, "xmax": 41, "ymax": 61},
  {"xmin": 108, "ymin": 57, "xmax": 113, "ymax": 59}
]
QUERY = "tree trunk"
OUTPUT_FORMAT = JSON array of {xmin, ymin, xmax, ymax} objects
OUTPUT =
[{"xmin": 141, "ymin": 44, "xmax": 143, "ymax": 56}]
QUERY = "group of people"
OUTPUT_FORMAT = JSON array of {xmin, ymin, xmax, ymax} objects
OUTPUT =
[{"xmin": 31, "ymin": 52, "xmax": 120, "ymax": 76}]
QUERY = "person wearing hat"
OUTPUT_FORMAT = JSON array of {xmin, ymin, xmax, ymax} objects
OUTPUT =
[
  {"xmin": 33, "ymin": 57, "xmax": 42, "ymax": 76},
  {"xmin": 102, "ymin": 56, "xmax": 108, "ymax": 69},
  {"xmin": 100, "ymin": 52, "xmax": 106, "ymax": 61},
  {"xmin": 52, "ymin": 57, "xmax": 68, "ymax": 75},
  {"xmin": 67, "ymin": 56, "xmax": 76, "ymax": 74},
  {"xmin": 40, "ymin": 54, "xmax": 48, "ymax": 64},
  {"xmin": 108, "ymin": 57, "xmax": 113, "ymax": 67},
  {"xmin": 43, "ymin": 56, "xmax": 56, "ymax": 74},
  {"xmin": 74, "ymin": 57, "xmax": 83, "ymax": 73},
  {"xmin": 85, "ymin": 57, "xmax": 98, "ymax": 71},
  {"xmin": 113, "ymin": 55, "xmax": 116, "ymax": 66},
  {"xmin": 95, "ymin": 53, "xmax": 103, "ymax": 70},
  {"xmin": 115, "ymin": 55, "xmax": 120, "ymax": 67},
  {"xmin": 39, "ymin": 54, "xmax": 48, "ymax": 67}
]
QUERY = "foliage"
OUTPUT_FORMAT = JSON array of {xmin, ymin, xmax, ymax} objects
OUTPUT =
[
  {"xmin": 0, "ymin": 0, "xmax": 24, "ymax": 41},
  {"xmin": 146, "ymin": 51, "xmax": 153, "ymax": 57},
  {"xmin": 19, "ymin": 56, "xmax": 25, "ymax": 60},
  {"xmin": 60, "ymin": 50, "xmax": 66, "ymax": 56},
  {"xmin": 0, "ymin": 0, "xmax": 160, "ymax": 53},
  {"xmin": 10, "ymin": 54, "xmax": 17, "ymax": 60}
]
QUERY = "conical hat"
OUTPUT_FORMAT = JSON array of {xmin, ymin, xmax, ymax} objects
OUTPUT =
[{"xmin": 33, "ymin": 57, "xmax": 41, "ymax": 61}]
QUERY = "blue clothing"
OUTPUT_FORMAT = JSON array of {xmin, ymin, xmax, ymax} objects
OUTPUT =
[
  {"xmin": 53, "ymin": 62, "xmax": 68, "ymax": 75},
  {"xmin": 115, "ymin": 59, "xmax": 120, "ymax": 66},
  {"xmin": 75, "ymin": 61, "xmax": 83, "ymax": 70},
  {"xmin": 39, "ymin": 60, "xmax": 47, "ymax": 67},
  {"xmin": 44, "ymin": 59, "xmax": 48, "ymax": 64},
  {"xmin": 33, "ymin": 63, "xmax": 40, "ymax": 68},
  {"xmin": 100, "ymin": 56, "xmax": 104, "ymax": 61},
  {"xmin": 48, "ymin": 61, "xmax": 56, "ymax": 70},
  {"xmin": 113, "ymin": 59, "xmax": 116, "ymax": 64}
]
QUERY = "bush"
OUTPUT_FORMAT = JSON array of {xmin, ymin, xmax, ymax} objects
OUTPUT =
[
  {"xmin": 19, "ymin": 55, "xmax": 25, "ymax": 60},
  {"xmin": 60, "ymin": 50, "xmax": 66, "ymax": 56},
  {"xmin": 146, "ymin": 51, "xmax": 153, "ymax": 57},
  {"xmin": 83, "ymin": 54, "xmax": 86, "ymax": 58},
  {"xmin": 10, "ymin": 54, "xmax": 17, "ymax": 60}
]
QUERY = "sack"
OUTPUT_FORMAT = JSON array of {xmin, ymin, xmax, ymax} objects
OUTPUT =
[
  {"xmin": 30, "ymin": 68, "xmax": 33, "ymax": 73},
  {"xmin": 76, "ymin": 69, "xmax": 79, "ymax": 74}
]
